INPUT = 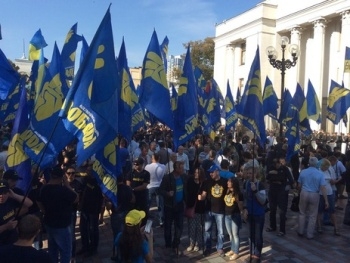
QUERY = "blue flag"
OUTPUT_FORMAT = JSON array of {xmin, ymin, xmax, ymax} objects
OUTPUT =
[
  {"xmin": 170, "ymin": 84, "xmax": 178, "ymax": 112},
  {"xmin": 345, "ymin": 46, "xmax": 350, "ymax": 73},
  {"xmin": 194, "ymin": 67, "xmax": 207, "ymax": 129},
  {"xmin": 236, "ymin": 46, "xmax": 266, "ymax": 147},
  {"xmin": 92, "ymin": 136, "xmax": 121, "ymax": 206},
  {"xmin": 225, "ymin": 80, "xmax": 237, "ymax": 131},
  {"xmin": 285, "ymin": 105, "xmax": 301, "ymax": 162},
  {"xmin": 6, "ymin": 79, "xmax": 32, "ymax": 193},
  {"xmin": 173, "ymin": 46, "xmax": 198, "ymax": 149},
  {"xmin": 0, "ymin": 83, "xmax": 20, "ymax": 124},
  {"xmin": 61, "ymin": 23, "xmax": 82, "ymax": 84},
  {"xmin": 0, "ymin": 48, "xmax": 20, "ymax": 100},
  {"xmin": 160, "ymin": 36, "xmax": 169, "ymax": 74},
  {"xmin": 290, "ymin": 83, "xmax": 311, "ymax": 135},
  {"xmin": 80, "ymin": 35, "xmax": 89, "ymax": 66},
  {"xmin": 23, "ymin": 42, "xmax": 74, "ymax": 169},
  {"xmin": 279, "ymin": 88, "xmax": 292, "ymax": 125},
  {"xmin": 117, "ymin": 39, "xmax": 145, "ymax": 141},
  {"xmin": 139, "ymin": 30, "xmax": 174, "ymax": 129},
  {"xmin": 306, "ymin": 79, "xmax": 321, "ymax": 124},
  {"xmin": 28, "ymin": 29, "xmax": 47, "ymax": 61},
  {"xmin": 327, "ymin": 79, "xmax": 350, "ymax": 125},
  {"xmin": 59, "ymin": 7, "xmax": 119, "ymax": 165},
  {"xmin": 262, "ymin": 76, "xmax": 278, "ymax": 119}
]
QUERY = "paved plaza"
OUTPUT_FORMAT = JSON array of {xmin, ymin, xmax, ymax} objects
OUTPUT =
[{"xmin": 63, "ymin": 194, "xmax": 350, "ymax": 263}]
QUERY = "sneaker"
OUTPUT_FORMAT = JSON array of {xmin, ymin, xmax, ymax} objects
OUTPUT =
[
  {"xmin": 193, "ymin": 245, "xmax": 199, "ymax": 252},
  {"xmin": 203, "ymin": 249, "xmax": 211, "ymax": 257},
  {"xmin": 186, "ymin": 244, "xmax": 194, "ymax": 252},
  {"xmin": 230, "ymin": 253, "xmax": 240, "ymax": 260},
  {"xmin": 225, "ymin": 251, "xmax": 234, "ymax": 257},
  {"xmin": 217, "ymin": 249, "xmax": 225, "ymax": 257}
]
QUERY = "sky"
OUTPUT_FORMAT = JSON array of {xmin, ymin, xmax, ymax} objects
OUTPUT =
[{"xmin": 0, "ymin": 0, "xmax": 262, "ymax": 67}]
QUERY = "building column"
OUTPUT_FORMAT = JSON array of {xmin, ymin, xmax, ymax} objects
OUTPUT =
[
  {"xmin": 341, "ymin": 10, "xmax": 350, "ymax": 132},
  {"xmin": 311, "ymin": 18, "xmax": 327, "ymax": 130},
  {"xmin": 341, "ymin": 10, "xmax": 350, "ymax": 88},
  {"xmin": 286, "ymin": 26, "xmax": 302, "ymax": 95},
  {"xmin": 225, "ymin": 44, "xmax": 235, "ymax": 93}
]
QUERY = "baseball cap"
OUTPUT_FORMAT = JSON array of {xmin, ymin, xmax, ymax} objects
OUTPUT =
[
  {"xmin": 208, "ymin": 164, "xmax": 221, "ymax": 172},
  {"xmin": 133, "ymin": 157, "xmax": 144, "ymax": 165},
  {"xmin": 3, "ymin": 170, "xmax": 22, "ymax": 181},
  {"xmin": 50, "ymin": 166, "xmax": 64, "ymax": 178},
  {"xmin": 0, "ymin": 180, "xmax": 9, "ymax": 194},
  {"xmin": 125, "ymin": 209, "xmax": 146, "ymax": 226}
]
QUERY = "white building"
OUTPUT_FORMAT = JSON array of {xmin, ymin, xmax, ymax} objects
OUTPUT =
[
  {"xmin": 167, "ymin": 54, "xmax": 184, "ymax": 84},
  {"xmin": 214, "ymin": 0, "xmax": 350, "ymax": 132}
]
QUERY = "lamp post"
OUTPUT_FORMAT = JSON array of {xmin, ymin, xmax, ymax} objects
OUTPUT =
[{"xmin": 266, "ymin": 36, "xmax": 299, "ymax": 138}]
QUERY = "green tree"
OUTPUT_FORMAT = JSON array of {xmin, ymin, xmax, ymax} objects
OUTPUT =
[{"xmin": 184, "ymin": 37, "xmax": 214, "ymax": 81}]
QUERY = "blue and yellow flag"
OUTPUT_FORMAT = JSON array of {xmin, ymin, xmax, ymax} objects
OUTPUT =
[
  {"xmin": 225, "ymin": 80, "xmax": 237, "ymax": 131},
  {"xmin": 262, "ymin": 76, "xmax": 278, "ymax": 120},
  {"xmin": 0, "ymin": 83, "xmax": 20, "ymax": 124},
  {"xmin": 203, "ymin": 79, "xmax": 225, "ymax": 131},
  {"xmin": 327, "ymin": 79, "xmax": 350, "ymax": 125},
  {"xmin": 173, "ymin": 46, "xmax": 198, "ymax": 149},
  {"xmin": 291, "ymin": 83, "xmax": 311, "ymax": 135},
  {"xmin": 306, "ymin": 79, "xmax": 321, "ymax": 124},
  {"xmin": 0, "ymin": 48, "xmax": 20, "ymax": 100},
  {"xmin": 117, "ymin": 39, "xmax": 145, "ymax": 141},
  {"xmin": 285, "ymin": 105, "xmax": 300, "ymax": 162},
  {"xmin": 160, "ymin": 36, "xmax": 169, "ymax": 74},
  {"xmin": 236, "ymin": 46, "xmax": 266, "ymax": 147},
  {"xmin": 92, "ymin": 136, "xmax": 121, "ymax": 206},
  {"xmin": 61, "ymin": 23, "xmax": 82, "ymax": 84},
  {"xmin": 194, "ymin": 67, "xmax": 207, "ymax": 129},
  {"xmin": 28, "ymin": 29, "xmax": 47, "ymax": 61},
  {"xmin": 80, "ymin": 35, "xmax": 89, "ymax": 66},
  {"xmin": 344, "ymin": 46, "xmax": 350, "ymax": 73},
  {"xmin": 6, "ymin": 79, "xmax": 32, "ymax": 193},
  {"xmin": 139, "ymin": 30, "xmax": 174, "ymax": 129},
  {"xmin": 23, "ymin": 42, "xmax": 74, "ymax": 169},
  {"xmin": 279, "ymin": 88, "xmax": 292, "ymax": 125},
  {"xmin": 170, "ymin": 84, "xmax": 178, "ymax": 112},
  {"xmin": 59, "ymin": 7, "xmax": 119, "ymax": 165}
]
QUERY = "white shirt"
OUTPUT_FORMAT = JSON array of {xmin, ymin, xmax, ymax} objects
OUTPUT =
[
  {"xmin": 145, "ymin": 162, "xmax": 166, "ymax": 188},
  {"xmin": 176, "ymin": 152, "xmax": 189, "ymax": 172}
]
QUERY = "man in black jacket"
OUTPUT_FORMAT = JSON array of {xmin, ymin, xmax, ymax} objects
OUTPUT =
[{"xmin": 159, "ymin": 161, "xmax": 187, "ymax": 254}]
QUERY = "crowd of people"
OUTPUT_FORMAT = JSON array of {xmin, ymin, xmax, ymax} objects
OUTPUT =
[{"xmin": 0, "ymin": 124, "xmax": 350, "ymax": 263}]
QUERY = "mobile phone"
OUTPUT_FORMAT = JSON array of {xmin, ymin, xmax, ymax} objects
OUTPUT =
[{"xmin": 144, "ymin": 219, "xmax": 153, "ymax": 233}]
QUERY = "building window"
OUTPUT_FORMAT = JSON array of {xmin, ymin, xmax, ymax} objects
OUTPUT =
[{"xmin": 240, "ymin": 43, "xmax": 246, "ymax": 65}]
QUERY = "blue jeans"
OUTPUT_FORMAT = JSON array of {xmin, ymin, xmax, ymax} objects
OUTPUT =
[
  {"xmin": 247, "ymin": 214, "xmax": 265, "ymax": 258},
  {"xmin": 148, "ymin": 187, "xmax": 164, "ymax": 224},
  {"xmin": 45, "ymin": 225, "xmax": 72, "ymax": 263},
  {"xmin": 204, "ymin": 211, "xmax": 224, "ymax": 251},
  {"xmin": 224, "ymin": 214, "xmax": 241, "ymax": 254}
]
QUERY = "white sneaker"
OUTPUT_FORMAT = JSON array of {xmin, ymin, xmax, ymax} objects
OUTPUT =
[
  {"xmin": 186, "ymin": 244, "xmax": 194, "ymax": 252},
  {"xmin": 193, "ymin": 245, "xmax": 199, "ymax": 252}
]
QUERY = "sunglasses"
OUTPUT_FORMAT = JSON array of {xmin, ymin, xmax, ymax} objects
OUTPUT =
[{"xmin": 66, "ymin": 172, "xmax": 75, "ymax": 175}]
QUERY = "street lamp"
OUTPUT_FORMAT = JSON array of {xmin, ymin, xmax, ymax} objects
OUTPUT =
[{"xmin": 266, "ymin": 36, "xmax": 300, "ymax": 138}]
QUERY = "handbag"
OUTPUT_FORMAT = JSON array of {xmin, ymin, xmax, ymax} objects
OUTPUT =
[
  {"xmin": 184, "ymin": 202, "xmax": 196, "ymax": 218},
  {"xmin": 290, "ymin": 192, "xmax": 300, "ymax": 212}
]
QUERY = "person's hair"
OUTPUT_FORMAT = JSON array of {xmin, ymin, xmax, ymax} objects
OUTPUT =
[
  {"xmin": 173, "ymin": 161, "xmax": 183, "ymax": 171},
  {"xmin": 64, "ymin": 166, "xmax": 76, "ymax": 172},
  {"xmin": 220, "ymin": 159, "xmax": 230, "ymax": 169},
  {"xmin": 152, "ymin": 152, "xmax": 160, "ymax": 162},
  {"xmin": 17, "ymin": 214, "xmax": 41, "ymax": 240},
  {"xmin": 222, "ymin": 147, "xmax": 231, "ymax": 156},
  {"xmin": 320, "ymin": 158, "xmax": 331, "ymax": 170},
  {"xmin": 227, "ymin": 177, "xmax": 241, "ymax": 200},
  {"xmin": 208, "ymin": 150, "xmax": 216, "ymax": 159},
  {"xmin": 242, "ymin": 151, "xmax": 253, "ymax": 160},
  {"xmin": 118, "ymin": 224, "xmax": 144, "ymax": 261},
  {"xmin": 194, "ymin": 167, "xmax": 206, "ymax": 183}
]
